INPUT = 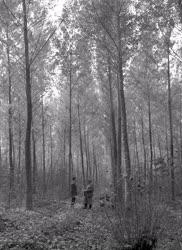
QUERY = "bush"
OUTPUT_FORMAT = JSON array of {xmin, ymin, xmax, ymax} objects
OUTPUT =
[{"xmin": 105, "ymin": 186, "xmax": 166, "ymax": 249}]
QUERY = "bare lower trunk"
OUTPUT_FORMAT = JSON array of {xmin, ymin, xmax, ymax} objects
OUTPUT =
[
  {"xmin": 6, "ymin": 27, "xmax": 14, "ymax": 201},
  {"xmin": 117, "ymin": 74, "xmax": 122, "ymax": 180},
  {"xmin": 117, "ymin": 14, "xmax": 131, "ymax": 205},
  {"xmin": 42, "ymin": 98, "xmax": 46, "ymax": 195},
  {"xmin": 167, "ymin": 43, "xmax": 175, "ymax": 200},
  {"xmin": 78, "ymin": 101, "xmax": 86, "ymax": 187},
  {"xmin": 134, "ymin": 119, "xmax": 140, "ymax": 179},
  {"xmin": 148, "ymin": 93, "xmax": 153, "ymax": 187},
  {"xmin": 32, "ymin": 126, "xmax": 37, "ymax": 194},
  {"xmin": 17, "ymin": 98, "xmax": 22, "ymax": 187},
  {"xmin": 141, "ymin": 111, "xmax": 147, "ymax": 181},
  {"xmin": 69, "ymin": 51, "xmax": 72, "ymax": 190},
  {"xmin": 22, "ymin": 0, "xmax": 32, "ymax": 210},
  {"xmin": 84, "ymin": 125, "xmax": 89, "ymax": 182},
  {"xmin": 108, "ymin": 55, "xmax": 117, "ymax": 191},
  {"xmin": 50, "ymin": 125, "xmax": 53, "ymax": 188}
]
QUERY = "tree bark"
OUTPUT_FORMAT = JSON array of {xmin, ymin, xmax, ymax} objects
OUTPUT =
[
  {"xmin": 108, "ymin": 56, "xmax": 117, "ymax": 191},
  {"xmin": 117, "ymin": 73, "xmax": 122, "ymax": 180},
  {"xmin": 141, "ymin": 110, "xmax": 147, "ymax": 181},
  {"xmin": 117, "ymin": 12, "xmax": 131, "ymax": 205},
  {"xmin": 84, "ymin": 125, "xmax": 89, "ymax": 182},
  {"xmin": 6, "ymin": 27, "xmax": 14, "ymax": 198},
  {"xmin": 17, "ymin": 98, "xmax": 22, "ymax": 187},
  {"xmin": 148, "ymin": 91, "xmax": 153, "ymax": 187},
  {"xmin": 50, "ymin": 125, "xmax": 53, "ymax": 188},
  {"xmin": 69, "ymin": 50, "xmax": 73, "ymax": 190},
  {"xmin": 41, "ymin": 97, "xmax": 46, "ymax": 195},
  {"xmin": 78, "ymin": 101, "xmax": 86, "ymax": 188},
  {"xmin": 32, "ymin": 124, "xmax": 37, "ymax": 194},
  {"xmin": 167, "ymin": 42, "xmax": 175, "ymax": 200},
  {"xmin": 134, "ymin": 119, "xmax": 140, "ymax": 179},
  {"xmin": 22, "ymin": 0, "xmax": 33, "ymax": 210}
]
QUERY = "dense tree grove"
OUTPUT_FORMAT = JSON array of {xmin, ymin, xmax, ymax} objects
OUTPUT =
[
  {"xmin": 1, "ymin": 0, "xmax": 182, "ymax": 235},
  {"xmin": 2, "ymin": 0, "xmax": 182, "ymax": 248}
]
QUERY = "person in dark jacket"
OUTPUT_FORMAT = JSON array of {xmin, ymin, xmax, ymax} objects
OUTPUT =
[
  {"xmin": 83, "ymin": 180, "xmax": 94, "ymax": 209},
  {"xmin": 71, "ymin": 177, "xmax": 77, "ymax": 207}
]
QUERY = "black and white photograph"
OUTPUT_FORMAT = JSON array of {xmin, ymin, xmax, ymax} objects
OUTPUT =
[{"xmin": 0, "ymin": 0, "xmax": 181, "ymax": 249}]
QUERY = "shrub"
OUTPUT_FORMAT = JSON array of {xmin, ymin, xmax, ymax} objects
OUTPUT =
[{"xmin": 105, "ymin": 183, "xmax": 166, "ymax": 249}]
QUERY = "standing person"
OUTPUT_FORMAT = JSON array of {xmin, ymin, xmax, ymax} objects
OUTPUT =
[
  {"xmin": 71, "ymin": 177, "xmax": 77, "ymax": 207},
  {"xmin": 84, "ymin": 180, "xmax": 94, "ymax": 209}
]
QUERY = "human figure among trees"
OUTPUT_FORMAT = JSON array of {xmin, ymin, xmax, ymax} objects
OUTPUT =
[
  {"xmin": 70, "ymin": 177, "xmax": 77, "ymax": 207},
  {"xmin": 83, "ymin": 180, "xmax": 94, "ymax": 209}
]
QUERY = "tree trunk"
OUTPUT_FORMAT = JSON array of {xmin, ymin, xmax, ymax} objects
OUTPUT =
[
  {"xmin": 22, "ymin": 0, "xmax": 33, "ymax": 210},
  {"xmin": 167, "ymin": 42, "xmax": 175, "ymax": 200},
  {"xmin": 117, "ymin": 73, "xmax": 122, "ymax": 180},
  {"xmin": 63, "ymin": 127, "xmax": 66, "ymax": 169},
  {"xmin": 141, "ymin": 110, "xmax": 147, "ymax": 182},
  {"xmin": 134, "ymin": 119, "xmax": 140, "ymax": 179},
  {"xmin": 117, "ymin": 13, "xmax": 131, "ymax": 205},
  {"xmin": 78, "ymin": 101, "xmax": 86, "ymax": 188},
  {"xmin": 32, "ymin": 125, "xmax": 37, "ymax": 194},
  {"xmin": 148, "ymin": 91, "xmax": 153, "ymax": 188},
  {"xmin": 41, "ymin": 97, "xmax": 46, "ymax": 195},
  {"xmin": 158, "ymin": 134, "xmax": 162, "ymax": 158},
  {"xmin": 179, "ymin": 90, "xmax": 182, "ymax": 189},
  {"xmin": 69, "ymin": 50, "xmax": 73, "ymax": 190},
  {"xmin": 6, "ymin": 27, "xmax": 14, "ymax": 202},
  {"xmin": 108, "ymin": 55, "xmax": 117, "ymax": 191},
  {"xmin": 17, "ymin": 98, "xmax": 22, "ymax": 187},
  {"xmin": 50, "ymin": 125, "xmax": 53, "ymax": 189},
  {"xmin": 87, "ymin": 132, "xmax": 92, "ymax": 178},
  {"xmin": 84, "ymin": 125, "xmax": 89, "ymax": 182}
]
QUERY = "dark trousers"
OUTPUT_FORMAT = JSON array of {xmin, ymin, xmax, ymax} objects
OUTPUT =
[
  {"xmin": 71, "ymin": 196, "xmax": 76, "ymax": 205},
  {"xmin": 84, "ymin": 196, "xmax": 92, "ymax": 209}
]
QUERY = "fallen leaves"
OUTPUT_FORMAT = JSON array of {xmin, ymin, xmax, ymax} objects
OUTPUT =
[{"xmin": 0, "ymin": 200, "xmax": 113, "ymax": 250}]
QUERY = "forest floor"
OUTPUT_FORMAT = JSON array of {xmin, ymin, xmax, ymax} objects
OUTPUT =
[
  {"xmin": 0, "ymin": 198, "xmax": 114, "ymax": 250},
  {"xmin": 0, "ymin": 197, "xmax": 182, "ymax": 250}
]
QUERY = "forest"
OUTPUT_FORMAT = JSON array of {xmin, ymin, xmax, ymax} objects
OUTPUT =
[{"xmin": 0, "ymin": 0, "xmax": 182, "ymax": 249}]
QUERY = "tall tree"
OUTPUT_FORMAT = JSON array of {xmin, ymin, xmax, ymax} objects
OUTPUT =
[{"xmin": 22, "ymin": 0, "xmax": 33, "ymax": 210}]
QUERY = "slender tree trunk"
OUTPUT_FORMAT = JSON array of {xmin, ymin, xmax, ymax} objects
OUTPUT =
[
  {"xmin": 117, "ymin": 13, "xmax": 131, "ymax": 205},
  {"xmin": 108, "ymin": 55, "xmax": 117, "ymax": 191},
  {"xmin": 6, "ymin": 27, "xmax": 14, "ymax": 200},
  {"xmin": 32, "ymin": 125, "xmax": 37, "ymax": 194},
  {"xmin": 92, "ymin": 145, "xmax": 97, "ymax": 186},
  {"xmin": 167, "ymin": 42, "xmax": 175, "ymax": 200},
  {"xmin": 141, "ymin": 111, "xmax": 147, "ymax": 181},
  {"xmin": 165, "ymin": 117, "xmax": 169, "ymax": 166},
  {"xmin": 78, "ymin": 101, "xmax": 86, "ymax": 188},
  {"xmin": 69, "ymin": 50, "xmax": 73, "ymax": 190},
  {"xmin": 134, "ymin": 119, "xmax": 140, "ymax": 179},
  {"xmin": 148, "ymin": 92, "xmax": 153, "ymax": 187},
  {"xmin": 84, "ymin": 125, "xmax": 89, "ymax": 182},
  {"xmin": 63, "ymin": 127, "xmax": 66, "ymax": 169},
  {"xmin": 41, "ymin": 98, "xmax": 46, "ymax": 195},
  {"xmin": 17, "ymin": 98, "xmax": 22, "ymax": 187},
  {"xmin": 0, "ymin": 143, "xmax": 2, "ymax": 172},
  {"xmin": 153, "ymin": 135, "xmax": 156, "ymax": 163},
  {"xmin": 22, "ymin": 0, "xmax": 33, "ymax": 210},
  {"xmin": 95, "ymin": 154, "xmax": 98, "ymax": 185},
  {"xmin": 158, "ymin": 134, "xmax": 162, "ymax": 158},
  {"xmin": 179, "ymin": 90, "xmax": 182, "ymax": 189},
  {"xmin": 117, "ymin": 73, "xmax": 122, "ymax": 179},
  {"xmin": 87, "ymin": 132, "xmax": 92, "ymax": 178},
  {"xmin": 50, "ymin": 125, "xmax": 53, "ymax": 189}
]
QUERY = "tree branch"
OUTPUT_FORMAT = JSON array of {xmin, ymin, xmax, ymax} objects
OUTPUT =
[
  {"xmin": 91, "ymin": 0, "xmax": 118, "ymax": 50},
  {"xmin": 170, "ymin": 47, "xmax": 182, "ymax": 63},
  {"xmin": 30, "ymin": 19, "xmax": 64, "ymax": 66},
  {"xmin": 3, "ymin": 0, "xmax": 22, "ymax": 27}
]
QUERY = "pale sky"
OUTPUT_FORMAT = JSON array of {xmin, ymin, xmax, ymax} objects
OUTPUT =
[{"xmin": 48, "ymin": 0, "xmax": 67, "ymax": 21}]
